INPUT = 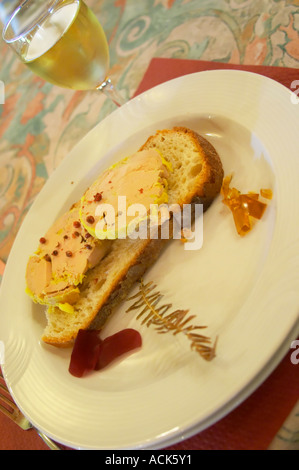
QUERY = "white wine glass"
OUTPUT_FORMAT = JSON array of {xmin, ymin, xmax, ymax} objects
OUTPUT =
[{"xmin": 2, "ymin": 0, "xmax": 126, "ymax": 106}]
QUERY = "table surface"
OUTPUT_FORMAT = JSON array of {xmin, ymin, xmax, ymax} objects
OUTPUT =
[{"xmin": 0, "ymin": 0, "xmax": 298, "ymax": 451}]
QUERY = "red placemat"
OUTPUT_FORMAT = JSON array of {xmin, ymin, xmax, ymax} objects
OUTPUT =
[
  {"xmin": 133, "ymin": 58, "xmax": 299, "ymax": 96},
  {"xmin": 0, "ymin": 58, "xmax": 298, "ymax": 450}
]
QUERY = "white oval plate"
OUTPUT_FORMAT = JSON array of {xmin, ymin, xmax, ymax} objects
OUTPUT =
[{"xmin": 1, "ymin": 70, "xmax": 299, "ymax": 450}]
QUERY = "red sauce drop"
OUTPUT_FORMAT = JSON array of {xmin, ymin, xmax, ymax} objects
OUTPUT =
[
  {"xmin": 96, "ymin": 329, "xmax": 142, "ymax": 371},
  {"xmin": 69, "ymin": 328, "xmax": 142, "ymax": 378},
  {"xmin": 69, "ymin": 330, "xmax": 102, "ymax": 378}
]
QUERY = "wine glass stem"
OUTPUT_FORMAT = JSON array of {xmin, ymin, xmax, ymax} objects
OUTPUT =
[{"xmin": 97, "ymin": 77, "xmax": 127, "ymax": 107}]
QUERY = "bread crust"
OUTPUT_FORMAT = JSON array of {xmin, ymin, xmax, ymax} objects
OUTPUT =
[{"xmin": 41, "ymin": 127, "xmax": 224, "ymax": 346}]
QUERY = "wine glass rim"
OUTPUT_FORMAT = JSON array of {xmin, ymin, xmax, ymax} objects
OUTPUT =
[{"xmin": 2, "ymin": 0, "xmax": 63, "ymax": 44}]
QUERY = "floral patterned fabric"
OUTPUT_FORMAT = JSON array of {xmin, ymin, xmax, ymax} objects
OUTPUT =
[{"xmin": 0, "ymin": 0, "xmax": 298, "ymax": 277}]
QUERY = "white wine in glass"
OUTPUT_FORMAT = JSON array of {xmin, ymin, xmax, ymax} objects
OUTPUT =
[{"xmin": 2, "ymin": 0, "xmax": 126, "ymax": 106}]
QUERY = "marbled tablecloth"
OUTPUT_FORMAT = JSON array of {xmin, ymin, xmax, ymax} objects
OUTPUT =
[
  {"xmin": 1, "ymin": 0, "xmax": 299, "ymax": 271},
  {"xmin": 0, "ymin": 0, "xmax": 298, "ymax": 450}
]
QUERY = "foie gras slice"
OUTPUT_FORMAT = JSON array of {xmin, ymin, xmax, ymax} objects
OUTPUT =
[
  {"xmin": 79, "ymin": 149, "xmax": 171, "ymax": 240},
  {"xmin": 26, "ymin": 205, "xmax": 111, "ymax": 311}
]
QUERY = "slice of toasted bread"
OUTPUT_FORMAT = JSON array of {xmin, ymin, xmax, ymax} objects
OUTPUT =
[{"xmin": 41, "ymin": 127, "xmax": 224, "ymax": 346}]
